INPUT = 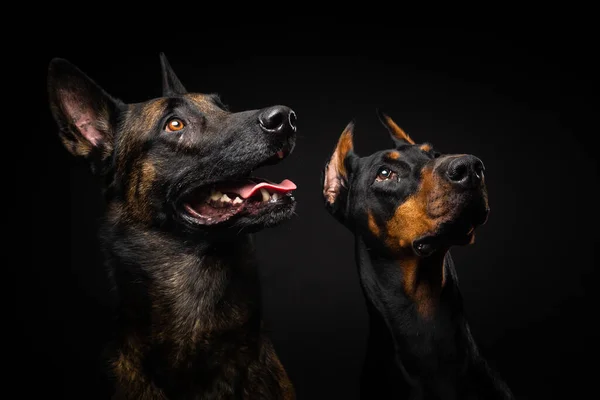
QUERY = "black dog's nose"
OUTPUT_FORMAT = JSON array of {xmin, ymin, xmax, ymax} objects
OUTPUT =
[
  {"xmin": 258, "ymin": 106, "xmax": 296, "ymax": 134},
  {"xmin": 446, "ymin": 155, "xmax": 485, "ymax": 188}
]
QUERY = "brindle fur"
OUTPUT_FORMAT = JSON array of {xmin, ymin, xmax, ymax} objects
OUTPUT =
[{"xmin": 47, "ymin": 54, "xmax": 295, "ymax": 399}]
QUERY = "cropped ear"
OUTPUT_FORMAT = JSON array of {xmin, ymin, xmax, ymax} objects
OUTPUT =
[
  {"xmin": 47, "ymin": 58, "xmax": 123, "ymax": 166},
  {"xmin": 323, "ymin": 121, "xmax": 357, "ymax": 221},
  {"xmin": 160, "ymin": 52, "xmax": 187, "ymax": 96},
  {"xmin": 376, "ymin": 109, "xmax": 415, "ymax": 146}
]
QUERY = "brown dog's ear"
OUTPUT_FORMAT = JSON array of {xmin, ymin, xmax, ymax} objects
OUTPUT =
[
  {"xmin": 47, "ymin": 58, "xmax": 123, "ymax": 164},
  {"xmin": 160, "ymin": 52, "xmax": 187, "ymax": 96},
  {"xmin": 376, "ymin": 109, "xmax": 415, "ymax": 146},
  {"xmin": 323, "ymin": 121, "xmax": 356, "ymax": 213}
]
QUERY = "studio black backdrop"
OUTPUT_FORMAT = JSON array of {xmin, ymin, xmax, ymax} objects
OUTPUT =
[{"xmin": 26, "ymin": 31, "xmax": 596, "ymax": 399}]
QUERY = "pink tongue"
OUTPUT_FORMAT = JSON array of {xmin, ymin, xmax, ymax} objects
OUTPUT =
[{"xmin": 221, "ymin": 179, "xmax": 297, "ymax": 199}]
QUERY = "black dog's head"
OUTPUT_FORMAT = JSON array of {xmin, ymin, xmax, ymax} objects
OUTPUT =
[
  {"xmin": 47, "ymin": 54, "xmax": 297, "ymax": 235},
  {"xmin": 323, "ymin": 111, "xmax": 489, "ymax": 257}
]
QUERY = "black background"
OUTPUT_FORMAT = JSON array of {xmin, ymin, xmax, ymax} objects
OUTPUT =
[{"xmin": 24, "ymin": 28, "xmax": 596, "ymax": 399}]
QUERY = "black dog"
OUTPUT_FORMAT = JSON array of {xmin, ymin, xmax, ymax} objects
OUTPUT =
[
  {"xmin": 322, "ymin": 112, "xmax": 514, "ymax": 399},
  {"xmin": 47, "ymin": 54, "xmax": 297, "ymax": 399}
]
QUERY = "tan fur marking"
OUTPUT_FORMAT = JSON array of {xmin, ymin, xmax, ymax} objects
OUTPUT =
[
  {"xmin": 385, "ymin": 167, "xmax": 457, "ymax": 318},
  {"xmin": 126, "ymin": 160, "xmax": 156, "ymax": 222},
  {"xmin": 61, "ymin": 136, "xmax": 92, "ymax": 157},
  {"xmin": 335, "ymin": 126, "xmax": 354, "ymax": 178},
  {"xmin": 139, "ymin": 161, "xmax": 156, "ymax": 198},
  {"xmin": 385, "ymin": 161, "xmax": 484, "ymax": 318},
  {"xmin": 368, "ymin": 210, "xmax": 381, "ymax": 237},
  {"xmin": 142, "ymin": 99, "xmax": 168, "ymax": 126},
  {"xmin": 185, "ymin": 93, "xmax": 227, "ymax": 115},
  {"xmin": 420, "ymin": 144, "xmax": 432, "ymax": 152},
  {"xmin": 323, "ymin": 123, "xmax": 354, "ymax": 204},
  {"xmin": 267, "ymin": 346, "xmax": 296, "ymax": 399},
  {"xmin": 385, "ymin": 169, "xmax": 437, "ymax": 252},
  {"xmin": 398, "ymin": 255, "xmax": 446, "ymax": 319},
  {"xmin": 386, "ymin": 151, "xmax": 401, "ymax": 160},
  {"xmin": 113, "ymin": 345, "xmax": 167, "ymax": 399},
  {"xmin": 117, "ymin": 100, "xmax": 167, "ymax": 165},
  {"xmin": 382, "ymin": 114, "xmax": 415, "ymax": 144},
  {"xmin": 113, "ymin": 351, "xmax": 139, "ymax": 383}
]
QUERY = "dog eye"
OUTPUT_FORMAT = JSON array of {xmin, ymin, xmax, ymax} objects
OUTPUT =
[
  {"xmin": 376, "ymin": 167, "xmax": 397, "ymax": 182},
  {"xmin": 165, "ymin": 118, "xmax": 185, "ymax": 132}
]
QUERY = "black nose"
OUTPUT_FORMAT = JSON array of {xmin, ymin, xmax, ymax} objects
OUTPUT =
[
  {"xmin": 258, "ymin": 106, "xmax": 297, "ymax": 134},
  {"xmin": 445, "ymin": 155, "xmax": 485, "ymax": 188}
]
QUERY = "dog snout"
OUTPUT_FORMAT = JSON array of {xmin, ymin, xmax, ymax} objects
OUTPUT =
[
  {"xmin": 444, "ymin": 155, "xmax": 485, "ymax": 189},
  {"xmin": 258, "ymin": 106, "xmax": 297, "ymax": 135}
]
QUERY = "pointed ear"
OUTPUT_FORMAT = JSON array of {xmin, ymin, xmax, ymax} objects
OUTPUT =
[
  {"xmin": 47, "ymin": 58, "xmax": 123, "ymax": 163},
  {"xmin": 323, "ymin": 121, "xmax": 357, "ymax": 220},
  {"xmin": 160, "ymin": 52, "xmax": 187, "ymax": 96},
  {"xmin": 376, "ymin": 109, "xmax": 415, "ymax": 146}
]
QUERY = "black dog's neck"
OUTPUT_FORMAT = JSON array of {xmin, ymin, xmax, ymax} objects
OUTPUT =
[
  {"xmin": 105, "ymin": 220, "xmax": 263, "ymax": 349},
  {"xmin": 356, "ymin": 235, "xmax": 488, "ymax": 398}
]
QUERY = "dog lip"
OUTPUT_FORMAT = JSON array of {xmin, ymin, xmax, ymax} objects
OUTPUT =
[
  {"xmin": 179, "ymin": 176, "xmax": 297, "ymax": 226},
  {"xmin": 413, "ymin": 219, "xmax": 477, "ymax": 255},
  {"xmin": 183, "ymin": 202, "xmax": 242, "ymax": 224},
  {"xmin": 181, "ymin": 191, "xmax": 295, "ymax": 226}
]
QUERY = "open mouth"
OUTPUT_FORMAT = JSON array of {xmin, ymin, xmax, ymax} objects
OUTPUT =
[
  {"xmin": 183, "ymin": 178, "xmax": 296, "ymax": 225},
  {"xmin": 181, "ymin": 147, "xmax": 297, "ymax": 226}
]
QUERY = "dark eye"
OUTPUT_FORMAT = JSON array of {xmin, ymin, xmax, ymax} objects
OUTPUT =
[
  {"xmin": 165, "ymin": 118, "xmax": 185, "ymax": 132},
  {"xmin": 376, "ymin": 167, "xmax": 397, "ymax": 182}
]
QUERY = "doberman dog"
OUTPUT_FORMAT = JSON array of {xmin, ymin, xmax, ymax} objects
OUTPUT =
[
  {"xmin": 47, "ymin": 54, "xmax": 297, "ymax": 399},
  {"xmin": 322, "ymin": 112, "xmax": 515, "ymax": 399}
]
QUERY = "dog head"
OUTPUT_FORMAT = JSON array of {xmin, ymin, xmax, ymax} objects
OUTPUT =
[
  {"xmin": 47, "ymin": 54, "xmax": 298, "ymax": 235},
  {"xmin": 322, "ymin": 111, "xmax": 489, "ymax": 257}
]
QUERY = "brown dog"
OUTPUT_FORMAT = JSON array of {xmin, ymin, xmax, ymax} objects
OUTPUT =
[{"xmin": 47, "ymin": 54, "xmax": 298, "ymax": 399}]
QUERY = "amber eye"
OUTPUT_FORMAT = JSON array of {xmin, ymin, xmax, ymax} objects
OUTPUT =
[
  {"xmin": 376, "ymin": 167, "xmax": 396, "ymax": 182},
  {"xmin": 165, "ymin": 118, "xmax": 185, "ymax": 132}
]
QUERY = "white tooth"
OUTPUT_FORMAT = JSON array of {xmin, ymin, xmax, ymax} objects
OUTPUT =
[
  {"xmin": 233, "ymin": 196, "xmax": 243, "ymax": 204},
  {"xmin": 221, "ymin": 194, "xmax": 232, "ymax": 203},
  {"xmin": 271, "ymin": 192, "xmax": 279, "ymax": 201},
  {"xmin": 260, "ymin": 188, "xmax": 270, "ymax": 202},
  {"xmin": 211, "ymin": 191, "xmax": 223, "ymax": 201}
]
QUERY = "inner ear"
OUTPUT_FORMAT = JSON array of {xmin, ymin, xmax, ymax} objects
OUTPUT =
[
  {"xmin": 323, "ymin": 122, "xmax": 356, "ymax": 206},
  {"xmin": 47, "ymin": 58, "xmax": 122, "ymax": 160},
  {"xmin": 376, "ymin": 109, "xmax": 415, "ymax": 146},
  {"xmin": 58, "ymin": 89, "xmax": 105, "ymax": 146}
]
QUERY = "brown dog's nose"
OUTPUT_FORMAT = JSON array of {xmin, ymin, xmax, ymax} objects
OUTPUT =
[
  {"xmin": 258, "ymin": 106, "xmax": 297, "ymax": 134},
  {"xmin": 445, "ymin": 155, "xmax": 485, "ymax": 189}
]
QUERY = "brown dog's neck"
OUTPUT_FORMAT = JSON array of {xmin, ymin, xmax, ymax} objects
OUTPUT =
[{"xmin": 104, "ymin": 219, "xmax": 263, "ymax": 349}]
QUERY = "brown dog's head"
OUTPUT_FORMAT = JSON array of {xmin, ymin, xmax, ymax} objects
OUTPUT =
[
  {"xmin": 323, "ymin": 111, "xmax": 489, "ymax": 257},
  {"xmin": 47, "ymin": 54, "xmax": 298, "ymax": 235}
]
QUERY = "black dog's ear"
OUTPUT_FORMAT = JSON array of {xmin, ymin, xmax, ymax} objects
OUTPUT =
[
  {"xmin": 160, "ymin": 52, "xmax": 187, "ymax": 96},
  {"xmin": 376, "ymin": 109, "xmax": 415, "ymax": 146},
  {"xmin": 323, "ymin": 121, "xmax": 357, "ymax": 221},
  {"xmin": 47, "ymin": 58, "xmax": 123, "ymax": 165}
]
